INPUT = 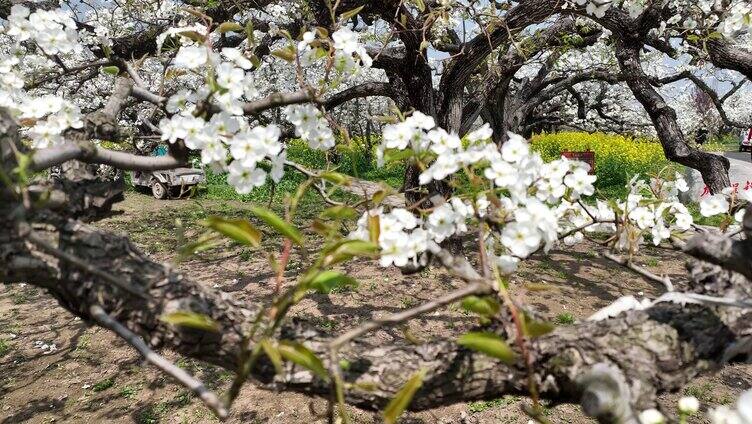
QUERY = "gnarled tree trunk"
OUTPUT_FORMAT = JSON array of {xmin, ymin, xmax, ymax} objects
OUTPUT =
[{"xmin": 615, "ymin": 40, "xmax": 730, "ymax": 193}]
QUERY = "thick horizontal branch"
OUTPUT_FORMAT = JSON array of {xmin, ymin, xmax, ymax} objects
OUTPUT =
[
  {"xmin": 30, "ymin": 142, "xmax": 187, "ymax": 172},
  {"xmin": 323, "ymin": 82, "xmax": 397, "ymax": 110},
  {"xmin": 684, "ymin": 231, "xmax": 752, "ymax": 282},
  {"xmin": 1, "ymin": 194, "xmax": 750, "ymax": 413}
]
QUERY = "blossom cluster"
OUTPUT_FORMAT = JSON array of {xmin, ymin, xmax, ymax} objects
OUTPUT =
[
  {"xmin": 708, "ymin": 389, "xmax": 752, "ymax": 424},
  {"xmin": 3, "ymin": 5, "xmax": 81, "ymax": 55},
  {"xmin": 285, "ymin": 105, "xmax": 336, "ymax": 150},
  {"xmin": 153, "ymin": 22, "xmax": 376, "ymax": 193},
  {"xmin": 297, "ymin": 27, "xmax": 372, "ymax": 75},
  {"xmin": 354, "ymin": 111, "xmax": 716, "ymax": 273},
  {"xmin": 568, "ymin": 0, "xmax": 752, "ymax": 40},
  {"xmin": 700, "ymin": 187, "xmax": 752, "ymax": 231},
  {"xmin": 357, "ymin": 115, "xmax": 605, "ymax": 272},
  {"xmin": 0, "ymin": 5, "xmax": 87, "ymax": 148},
  {"xmin": 639, "ymin": 391, "xmax": 752, "ymax": 424}
]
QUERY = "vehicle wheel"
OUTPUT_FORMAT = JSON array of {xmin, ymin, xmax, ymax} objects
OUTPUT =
[{"xmin": 151, "ymin": 182, "xmax": 168, "ymax": 199}]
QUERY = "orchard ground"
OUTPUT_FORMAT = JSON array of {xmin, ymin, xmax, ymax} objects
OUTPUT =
[{"xmin": 1, "ymin": 192, "xmax": 752, "ymax": 424}]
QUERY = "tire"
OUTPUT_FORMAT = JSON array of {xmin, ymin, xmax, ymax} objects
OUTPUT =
[{"xmin": 151, "ymin": 182, "xmax": 167, "ymax": 199}]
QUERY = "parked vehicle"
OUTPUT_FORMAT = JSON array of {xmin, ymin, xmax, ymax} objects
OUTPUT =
[
  {"xmin": 131, "ymin": 168, "xmax": 205, "ymax": 199},
  {"xmin": 130, "ymin": 145, "xmax": 205, "ymax": 199},
  {"xmin": 741, "ymin": 128, "xmax": 752, "ymax": 152}
]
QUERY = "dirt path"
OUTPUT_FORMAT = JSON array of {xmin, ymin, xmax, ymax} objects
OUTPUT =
[{"xmin": 1, "ymin": 193, "xmax": 750, "ymax": 423}]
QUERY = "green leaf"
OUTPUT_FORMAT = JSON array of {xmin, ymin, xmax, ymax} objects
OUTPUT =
[
  {"xmin": 249, "ymin": 53, "xmax": 262, "ymax": 69},
  {"xmin": 367, "ymin": 214, "xmax": 380, "ymax": 244},
  {"xmin": 321, "ymin": 205, "xmax": 359, "ymax": 221},
  {"xmin": 203, "ymin": 216, "xmax": 261, "ymax": 247},
  {"xmin": 101, "ymin": 65, "xmax": 120, "ymax": 75},
  {"xmin": 320, "ymin": 171, "xmax": 351, "ymax": 186},
  {"xmin": 161, "ymin": 311, "xmax": 219, "ymax": 332},
  {"xmin": 383, "ymin": 369, "xmax": 426, "ymax": 424},
  {"xmin": 260, "ymin": 339, "xmax": 284, "ymax": 375},
  {"xmin": 523, "ymin": 317, "xmax": 555, "ymax": 338},
  {"xmin": 411, "ymin": 0, "xmax": 426, "ymax": 12},
  {"xmin": 217, "ymin": 21, "xmax": 244, "ymax": 33},
  {"xmin": 457, "ymin": 332, "xmax": 515, "ymax": 364},
  {"xmin": 322, "ymin": 239, "xmax": 379, "ymax": 266},
  {"xmin": 311, "ymin": 219, "xmax": 336, "ymax": 236},
  {"xmin": 384, "ymin": 148, "xmax": 415, "ymax": 164},
  {"xmin": 461, "ymin": 296, "xmax": 501, "ymax": 317},
  {"xmin": 289, "ymin": 179, "xmax": 313, "ymax": 216},
  {"xmin": 315, "ymin": 26, "xmax": 329, "ymax": 38},
  {"xmin": 308, "ymin": 271, "xmax": 357, "ymax": 293},
  {"xmin": 250, "ymin": 206, "xmax": 304, "ymax": 245},
  {"xmin": 178, "ymin": 233, "xmax": 220, "ymax": 258},
  {"xmin": 245, "ymin": 20, "xmax": 256, "ymax": 47},
  {"xmin": 178, "ymin": 30, "xmax": 206, "ymax": 43},
  {"xmin": 339, "ymin": 5, "xmax": 364, "ymax": 22},
  {"xmin": 278, "ymin": 341, "xmax": 328, "ymax": 380},
  {"xmin": 271, "ymin": 46, "xmax": 296, "ymax": 62}
]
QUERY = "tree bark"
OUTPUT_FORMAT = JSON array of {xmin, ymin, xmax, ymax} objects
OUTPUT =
[
  {"xmin": 615, "ymin": 40, "xmax": 730, "ymax": 193},
  {"xmin": 2, "ymin": 196, "xmax": 750, "ymax": 412},
  {"xmin": 706, "ymin": 40, "xmax": 752, "ymax": 81}
]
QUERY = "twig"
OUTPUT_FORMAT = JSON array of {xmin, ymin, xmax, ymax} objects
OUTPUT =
[
  {"xmin": 22, "ymin": 226, "xmax": 147, "ymax": 298},
  {"xmin": 283, "ymin": 160, "xmax": 344, "ymax": 206},
  {"xmin": 124, "ymin": 62, "xmax": 148, "ymax": 88},
  {"xmin": 329, "ymin": 281, "xmax": 489, "ymax": 349},
  {"xmin": 431, "ymin": 248, "xmax": 486, "ymax": 283},
  {"xmin": 89, "ymin": 305, "xmax": 228, "ymax": 419},
  {"xmin": 603, "ymin": 252, "xmax": 674, "ymax": 292}
]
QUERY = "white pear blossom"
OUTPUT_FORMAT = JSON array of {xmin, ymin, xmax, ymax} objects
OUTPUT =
[
  {"xmin": 639, "ymin": 408, "xmax": 665, "ymax": 424},
  {"xmin": 678, "ymin": 396, "xmax": 699, "ymax": 414},
  {"xmin": 700, "ymin": 194, "xmax": 730, "ymax": 217},
  {"xmin": 174, "ymin": 46, "xmax": 208, "ymax": 69},
  {"xmin": 227, "ymin": 160, "xmax": 266, "ymax": 194}
]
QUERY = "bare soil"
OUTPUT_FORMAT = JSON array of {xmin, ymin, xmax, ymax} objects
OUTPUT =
[{"xmin": 1, "ymin": 192, "xmax": 750, "ymax": 423}]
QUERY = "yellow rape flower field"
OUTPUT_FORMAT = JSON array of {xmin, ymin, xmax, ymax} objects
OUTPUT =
[{"xmin": 531, "ymin": 131, "xmax": 674, "ymax": 196}]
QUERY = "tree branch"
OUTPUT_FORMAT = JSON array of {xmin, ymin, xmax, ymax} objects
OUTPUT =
[
  {"xmin": 30, "ymin": 142, "xmax": 187, "ymax": 172},
  {"xmin": 89, "ymin": 305, "xmax": 228, "ymax": 418}
]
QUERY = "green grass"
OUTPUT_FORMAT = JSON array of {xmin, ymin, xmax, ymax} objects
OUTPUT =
[
  {"xmin": 0, "ymin": 339, "xmax": 10, "ymax": 357},
  {"xmin": 10, "ymin": 287, "xmax": 38, "ymax": 304},
  {"xmin": 554, "ymin": 313, "xmax": 575, "ymax": 325},
  {"xmin": 197, "ymin": 138, "xmax": 401, "ymax": 203},
  {"xmin": 119, "ymin": 384, "xmax": 140, "ymax": 399},
  {"xmin": 136, "ymin": 403, "xmax": 168, "ymax": 424},
  {"xmin": 92, "ymin": 377, "xmax": 115, "ymax": 392},
  {"xmin": 700, "ymin": 133, "xmax": 741, "ymax": 153},
  {"xmin": 681, "ymin": 382, "xmax": 734, "ymax": 405},
  {"xmin": 468, "ymin": 396, "xmax": 519, "ymax": 413}
]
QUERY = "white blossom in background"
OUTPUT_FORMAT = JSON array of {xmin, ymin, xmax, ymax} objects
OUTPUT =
[
  {"xmin": 638, "ymin": 408, "xmax": 665, "ymax": 424},
  {"xmin": 678, "ymin": 396, "xmax": 700, "ymax": 415},
  {"xmin": 286, "ymin": 105, "xmax": 336, "ymax": 150},
  {"xmin": 709, "ymin": 389, "xmax": 752, "ymax": 423}
]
